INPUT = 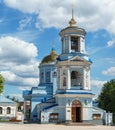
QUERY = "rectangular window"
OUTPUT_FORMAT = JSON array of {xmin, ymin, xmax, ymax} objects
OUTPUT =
[
  {"xmin": 49, "ymin": 113, "xmax": 59, "ymax": 122},
  {"xmin": 93, "ymin": 114, "xmax": 101, "ymax": 120},
  {"xmin": 71, "ymin": 36, "xmax": 79, "ymax": 52},
  {"xmin": 46, "ymin": 72, "xmax": 50, "ymax": 83},
  {"xmin": 40, "ymin": 72, "xmax": 44, "ymax": 83}
]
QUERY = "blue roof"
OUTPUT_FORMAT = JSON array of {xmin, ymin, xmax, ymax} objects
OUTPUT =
[
  {"xmin": 57, "ymin": 52, "xmax": 92, "ymax": 63},
  {"xmin": 43, "ymin": 104, "xmax": 58, "ymax": 110},
  {"xmin": 0, "ymin": 95, "xmax": 16, "ymax": 104},
  {"xmin": 57, "ymin": 92, "xmax": 93, "ymax": 95},
  {"xmin": 23, "ymin": 90, "xmax": 31, "ymax": 95}
]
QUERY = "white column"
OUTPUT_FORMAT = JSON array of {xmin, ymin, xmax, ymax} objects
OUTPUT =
[
  {"xmin": 84, "ymin": 66, "xmax": 90, "ymax": 90},
  {"xmin": 83, "ymin": 37, "xmax": 86, "ymax": 53},
  {"xmin": 82, "ymin": 107, "xmax": 88, "ymax": 120},
  {"xmin": 83, "ymin": 68, "xmax": 86, "ymax": 89},
  {"xmin": 78, "ymin": 37, "xmax": 81, "ymax": 52},
  {"xmin": 58, "ymin": 68, "xmax": 61, "ymax": 89},
  {"xmin": 79, "ymin": 37, "xmax": 86, "ymax": 53},
  {"xmin": 87, "ymin": 69, "xmax": 90, "ymax": 90},
  {"xmin": 66, "ymin": 106, "xmax": 71, "ymax": 122},
  {"xmin": 3, "ymin": 107, "xmax": 6, "ymax": 115},
  {"xmin": 68, "ymin": 36, "xmax": 71, "ymax": 53},
  {"xmin": 62, "ymin": 37, "xmax": 65, "ymax": 54},
  {"xmin": 67, "ymin": 67, "xmax": 70, "ymax": 89},
  {"xmin": 11, "ymin": 107, "xmax": 13, "ymax": 114}
]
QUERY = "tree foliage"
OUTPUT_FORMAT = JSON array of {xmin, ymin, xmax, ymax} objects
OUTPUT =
[
  {"xmin": 0, "ymin": 74, "xmax": 5, "ymax": 94},
  {"xmin": 98, "ymin": 79, "xmax": 115, "ymax": 123}
]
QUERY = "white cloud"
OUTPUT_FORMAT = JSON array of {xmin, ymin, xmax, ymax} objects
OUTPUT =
[
  {"xmin": 91, "ymin": 79, "xmax": 107, "ymax": 99},
  {"xmin": 107, "ymin": 40, "xmax": 115, "ymax": 47},
  {"xmin": 0, "ymin": 36, "xmax": 39, "ymax": 87},
  {"xmin": 3, "ymin": 0, "xmax": 41, "ymax": 13},
  {"xmin": 12, "ymin": 30, "xmax": 40, "ymax": 42},
  {"xmin": 91, "ymin": 79, "xmax": 106, "ymax": 88},
  {"xmin": 18, "ymin": 86, "xmax": 31, "ymax": 91},
  {"xmin": 12, "ymin": 64, "xmax": 39, "ymax": 78},
  {"xmin": 1, "ymin": 71, "xmax": 38, "ymax": 86},
  {"xmin": 3, "ymin": 0, "xmax": 115, "ymax": 34},
  {"xmin": 102, "ymin": 67, "xmax": 115, "ymax": 76},
  {"xmin": 10, "ymin": 94, "xmax": 22, "ymax": 98},
  {"xmin": 0, "ymin": 36, "xmax": 38, "ymax": 64},
  {"xmin": 86, "ymin": 46, "xmax": 104, "ymax": 55},
  {"xmin": 18, "ymin": 16, "xmax": 32, "ymax": 30}
]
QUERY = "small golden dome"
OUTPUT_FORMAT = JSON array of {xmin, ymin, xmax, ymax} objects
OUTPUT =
[
  {"xmin": 41, "ymin": 48, "xmax": 58, "ymax": 64},
  {"xmin": 69, "ymin": 18, "xmax": 76, "ymax": 26}
]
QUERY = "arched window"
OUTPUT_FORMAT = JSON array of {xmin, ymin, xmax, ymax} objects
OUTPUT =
[
  {"xmin": 7, "ymin": 107, "xmax": 11, "ymax": 114},
  {"xmin": 46, "ymin": 72, "xmax": 50, "ymax": 83},
  {"xmin": 0, "ymin": 107, "xmax": 2, "ymax": 114},
  {"xmin": 71, "ymin": 71, "xmax": 81, "ymax": 87},
  {"xmin": 40, "ymin": 72, "xmax": 44, "ymax": 83},
  {"xmin": 71, "ymin": 71, "xmax": 77, "ymax": 79},
  {"xmin": 71, "ymin": 36, "xmax": 79, "ymax": 52},
  {"xmin": 63, "ymin": 77, "xmax": 66, "ymax": 87}
]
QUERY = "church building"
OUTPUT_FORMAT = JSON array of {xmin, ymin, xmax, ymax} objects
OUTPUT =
[{"xmin": 23, "ymin": 9, "xmax": 106, "ymax": 124}]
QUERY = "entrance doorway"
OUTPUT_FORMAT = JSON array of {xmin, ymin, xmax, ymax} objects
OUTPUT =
[{"xmin": 72, "ymin": 100, "xmax": 82, "ymax": 122}]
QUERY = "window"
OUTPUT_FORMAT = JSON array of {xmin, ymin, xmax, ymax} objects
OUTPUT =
[
  {"xmin": 65, "ymin": 36, "xmax": 69, "ymax": 53},
  {"xmin": 93, "ymin": 114, "xmax": 101, "ymax": 120},
  {"xmin": 46, "ymin": 72, "xmax": 50, "ymax": 83},
  {"xmin": 49, "ymin": 113, "xmax": 59, "ymax": 122},
  {"xmin": 7, "ymin": 107, "xmax": 11, "ymax": 114},
  {"xmin": 71, "ymin": 36, "xmax": 79, "ymax": 52},
  {"xmin": 71, "ymin": 71, "xmax": 77, "ymax": 79},
  {"xmin": 63, "ymin": 77, "xmax": 66, "ymax": 87},
  {"xmin": 40, "ymin": 72, "xmax": 44, "ymax": 83},
  {"xmin": 71, "ymin": 71, "xmax": 82, "ymax": 87},
  {"xmin": 0, "ymin": 107, "xmax": 2, "ymax": 114}
]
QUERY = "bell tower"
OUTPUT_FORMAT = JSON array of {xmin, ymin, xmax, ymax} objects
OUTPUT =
[
  {"xmin": 56, "ymin": 7, "xmax": 92, "ymax": 91},
  {"xmin": 55, "ymin": 7, "xmax": 93, "ymax": 123},
  {"xmin": 59, "ymin": 6, "xmax": 86, "ymax": 56}
]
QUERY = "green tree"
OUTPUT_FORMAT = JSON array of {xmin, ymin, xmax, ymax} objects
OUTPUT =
[
  {"xmin": 0, "ymin": 74, "xmax": 5, "ymax": 94},
  {"xmin": 10, "ymin": 96, "xmax": 21, "ymax": 111},
  {"xmin": 98, "ymin": 79, "xmax": 115, "ymax": 123}
]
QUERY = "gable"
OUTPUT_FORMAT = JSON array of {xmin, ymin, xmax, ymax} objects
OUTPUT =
[{"xmin": 69, "ymin": 56, "xmax": 86, "ymax": 62}]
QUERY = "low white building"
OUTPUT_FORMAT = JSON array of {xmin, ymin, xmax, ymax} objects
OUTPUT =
[{"xmin": 0, "ymin": 95, "xmax": 17, "ymax": 120}]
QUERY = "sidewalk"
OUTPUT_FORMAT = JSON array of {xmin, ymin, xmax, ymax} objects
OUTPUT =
[{"xmin": 0, "ymin": 123, "xmax": 115, "ymax": 130}]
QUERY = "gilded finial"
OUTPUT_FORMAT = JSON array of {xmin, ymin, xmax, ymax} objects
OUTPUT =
[
  {"xmin": 51, "ymin": 42, "xmax": 55, "ymax": 52},
  {"xmin": 69, "ymin": 3, "xmax": 77, "ymax": 26},
  {"xmin": 72, "ymin": 3, "xmax": 74, "ymax": 19}
]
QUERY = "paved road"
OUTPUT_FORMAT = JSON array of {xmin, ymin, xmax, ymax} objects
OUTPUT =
[{"xmin": 0, "ymin": 123, "xmax": 115, "ymax": 130}]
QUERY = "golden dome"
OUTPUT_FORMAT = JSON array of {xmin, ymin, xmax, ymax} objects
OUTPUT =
[{"xmin": 41, "ymin": 48, "xmax": 58, "ymax": 64}]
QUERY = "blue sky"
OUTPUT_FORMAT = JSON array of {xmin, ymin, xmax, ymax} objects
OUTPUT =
[{"xmin": 0, "ymin": 0, "xmax": 115, "ymax": 100}]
